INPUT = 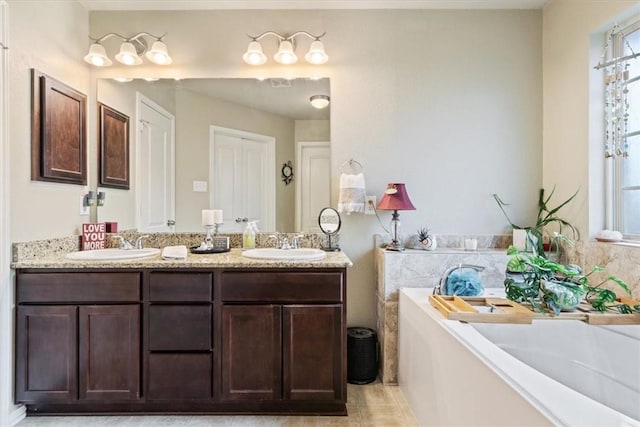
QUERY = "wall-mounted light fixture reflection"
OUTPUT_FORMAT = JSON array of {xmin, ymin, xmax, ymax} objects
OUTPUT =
[
  {"xmin": 84, "ymin": 190, "xmax": 106, "ymax": 207},
  {"xmin": 243, "ymin": 31, "xmax": 328, "ymax": 66}
]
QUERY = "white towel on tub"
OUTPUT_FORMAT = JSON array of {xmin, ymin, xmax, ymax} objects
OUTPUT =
[
  {"xmin": 162, "ymin": 245, "xmax": 188, "ymax": 260},
  {"xmin": 338, "ymin": 173, "xmax": 366, "ymax": 215}
]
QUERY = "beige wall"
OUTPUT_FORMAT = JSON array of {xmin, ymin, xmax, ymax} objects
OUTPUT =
[
  {"xmin": 295, "ymin": 119, "xmax": 330, "ymax": 142},
  {"xmin": 542, "ymin": 0, "xmax": 640, "ymax": 238},
  {"xmin": 88, "ymin": 9, "xmax": 543, "ymax": 327},
  {"xmin": 173, "ymin": 88, "xmax": 295, "ymax": 232},
  {"xmin": 0, "ymin": 8, "xmax": 544, "ymax": 328},
  {"xmin": 8, "ymin": 0, "xmax": 90, "ymax": 242}
]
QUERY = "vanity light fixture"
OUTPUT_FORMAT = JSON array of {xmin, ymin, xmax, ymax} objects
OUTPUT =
[
  {"xmin": 84, "ymin": 32, "xmax": 172, "ymax": 67},
  {"xmin": 310, "ymin": 94, "xmax": 330, "ymax": 109},
  {"xmin": 243, "ymin": 31, "xmax": 328, "ymax": 66}
]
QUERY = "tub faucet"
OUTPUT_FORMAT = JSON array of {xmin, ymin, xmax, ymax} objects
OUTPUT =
[{"xmin": 434, "ymin": 264, "xmax": 485, "ymax": 295}]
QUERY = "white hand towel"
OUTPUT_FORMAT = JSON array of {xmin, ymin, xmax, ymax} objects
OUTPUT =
[
  {"xmin": 338, "ymin": 172, "xmax": 366, "ymax": 215},
  {"xmin": 162, "ymin": 245, "xmax": 188, "ymax": 260}
]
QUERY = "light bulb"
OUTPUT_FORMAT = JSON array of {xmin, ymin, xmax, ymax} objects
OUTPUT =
[
  {"xmin": 243, "ymin": 41, "xmax": 267, "ymax": 65},
  {"xmin": 274, "ymin": 40, "xmax": 297, "ymax": 65},
  {"xmin": 84, "ymin": 43, "xmax": 112, "ymax": 67},
  {"xmin": 305, "ymin": 40, "xmax": 328, "ymax": 65},
  {"xmin": 146, "ymin": 41, "xmax": 173, "ymax": 65},
  {"xmin": 115, "ymin": 42, "xmax": 142, "ymax": 65}
]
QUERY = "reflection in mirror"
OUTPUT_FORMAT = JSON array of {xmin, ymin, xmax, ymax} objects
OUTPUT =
[
  {"xmin": 318, "ymin": 207, "xmax": 341, "ymax": 251},
  {"xmin": 96, "ymin": 77, "xmax": 330, "ymax": 233}
]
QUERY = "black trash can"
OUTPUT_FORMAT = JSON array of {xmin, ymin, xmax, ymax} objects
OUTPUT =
[{"xmin": 347, "ymin": 327, "xmax": 378, "ymax": 384}]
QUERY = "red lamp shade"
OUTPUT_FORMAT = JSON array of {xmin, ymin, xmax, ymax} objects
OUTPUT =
[{"xmin": 377, "ymin": 183, "xmax": 415, "ymax": 211}]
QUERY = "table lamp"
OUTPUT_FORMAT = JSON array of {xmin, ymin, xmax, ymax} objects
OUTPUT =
[{"xmin": 377, "ymin": 183, "xmax": 415, "ymax": 251}]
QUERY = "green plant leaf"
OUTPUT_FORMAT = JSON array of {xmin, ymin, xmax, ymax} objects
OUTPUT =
[{"xmin": 608, "ymin": 276, "xmax": 630, "ymax": 294}]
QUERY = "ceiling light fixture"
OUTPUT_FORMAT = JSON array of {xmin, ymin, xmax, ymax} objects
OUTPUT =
[
  {"xmin": 310, "ymin": 94, "xmax": 330, "ymax": 109},
  {"xmin": 84, "ymin": 32, "xmax": 172, "ymax": 67},
  {"xmin": 243, "ymin": 31, "xmax": 328, "ymax": 66}
]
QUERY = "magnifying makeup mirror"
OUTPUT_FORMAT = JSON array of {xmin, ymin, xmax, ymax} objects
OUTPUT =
[{"xmin": 318, "ymin": 207, "xmax": 341, "ymax": 251}]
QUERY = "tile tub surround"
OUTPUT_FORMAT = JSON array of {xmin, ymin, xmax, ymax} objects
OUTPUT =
[
  {"xmin": 12, "ymin": 232, "xmax": 336, "ymax": 262},
  {"xmin": 375, "ymin": 245, "xmax": 511, "ymax": 384},
  {"xmin": 564, "ymin": 240, "xmax": 640, "ymax": 300}
]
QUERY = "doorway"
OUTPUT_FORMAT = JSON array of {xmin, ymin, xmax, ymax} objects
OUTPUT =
[
  {"xmin": 209, "ymin": 126, "xmax": 275, "ymax": 233},
  {"xmin": 296, "ymin": 141, "xmax": 330, "ymax": 232},
  {"xmin": 136, "ymin": 93, "xmax": 175, "ymax": 232}
]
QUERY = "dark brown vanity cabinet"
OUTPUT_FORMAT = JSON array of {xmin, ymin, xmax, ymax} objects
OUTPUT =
[
  {"xmin": 15, "ymin": 267, "xmax": 347, "ymax": 415},
  {"xmin": 15, "ymin": 272, "xmax": 141, "ymax": 404},
  {"xmin": 220, "ymin": 271, "xmax": 345, "ymax": 405},
  {"xmin": 146, "ymin": 272, "xmax": 213, "ymax": 400}
]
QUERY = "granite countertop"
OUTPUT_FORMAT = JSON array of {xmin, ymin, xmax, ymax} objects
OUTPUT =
[{"xmin": 11, "ymin": 248, "xmax": 353, "ymax": 269}]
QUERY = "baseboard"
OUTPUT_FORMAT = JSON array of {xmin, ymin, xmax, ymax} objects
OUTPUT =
[{"xmin": 8, "ymin": 404, "xmax": 26, "ymax": 426}]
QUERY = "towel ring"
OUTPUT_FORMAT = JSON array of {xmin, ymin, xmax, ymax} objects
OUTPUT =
[{"xmin": 340, "ymin": 159, "xmax": 363, "ymax": 174}]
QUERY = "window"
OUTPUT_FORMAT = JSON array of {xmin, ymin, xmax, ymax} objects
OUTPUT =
[{"xmin": 607, "ymin": 19, "xmax": 640, "ymax": 239}]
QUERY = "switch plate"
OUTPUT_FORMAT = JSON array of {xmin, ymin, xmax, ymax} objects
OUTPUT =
[
  {"xmin": 193, "ymin": 180, "xmax": 208, "ymax": 192},
  {"xmin": 365, "ymin": 196, "xmax": 376, "ymax": 215},
  {"xmin": 80, "ymin": 196, "xmax": 89, "ymax": 216}
]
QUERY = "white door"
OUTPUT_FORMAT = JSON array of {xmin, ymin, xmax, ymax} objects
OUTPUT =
[
  {"xmin": 296, "ymin": 141, "xmax": 330, "ymax": 232},
  {"xmin": 210, "ymin": 126, "xmax": 275, "ymax": 232},
  {"xmin": 137, "ymin": 94, "xmax": 175, "ymax": 232}
]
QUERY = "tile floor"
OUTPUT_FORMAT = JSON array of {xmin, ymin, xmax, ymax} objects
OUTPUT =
[{"xmin": 16, "ymin": 381, "xmax": 419, "ymax": 427}]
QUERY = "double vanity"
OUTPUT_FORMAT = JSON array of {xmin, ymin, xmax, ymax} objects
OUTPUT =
[{"xmin": 12, "ymin": 238, "xmax": 351, "ymax": 416}]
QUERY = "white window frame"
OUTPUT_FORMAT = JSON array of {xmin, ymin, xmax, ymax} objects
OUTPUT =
[{"xmin": 610, "ymin": 18, "xmax": 640, "ymax": 240}]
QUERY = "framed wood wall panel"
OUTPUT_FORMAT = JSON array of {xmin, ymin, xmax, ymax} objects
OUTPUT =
[
  {"xmin": 31, "ymin": 69, "xmax": 87, "ymax": 185},
  {"xmin": 98, "ymin": 103, "xmax": 130, "ymax": 189}
]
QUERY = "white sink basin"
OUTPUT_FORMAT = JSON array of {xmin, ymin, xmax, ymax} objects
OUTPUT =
[
  {"xmin": 65, "ymin": 248, "xmax": 161, "ymax": 261},
  {"xmin": 242, "ymin": 248, "xmax": 327, "ymax": 261}
]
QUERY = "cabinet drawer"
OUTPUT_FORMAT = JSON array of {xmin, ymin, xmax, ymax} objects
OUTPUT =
[
  {"xmin": 149, "ymin": 305, "xmax": 212, "ymax": 351},
  {"xmin": 221, "ymin": 271, "xmax": 344, "ymax": 303},
  {"xmin": 17, "ymin": 272, "xmax": 140, "ymax": 303},
  {"xmin": 148, "ymin": 353, "xmax": 212, "ymax": 400},
  {"xmin": 149, "ymin": 272, "xmax": 212, "ymax": 301}
]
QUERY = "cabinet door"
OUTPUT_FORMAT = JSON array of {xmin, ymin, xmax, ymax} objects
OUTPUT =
[
  {"xmin": 78, "ymin": 305, "xmax": 140, "ymax": 400},
  {"xmin": 221, "ymin": 305, "xmax": 281, "ymax": 400},
  {"xmin": 16, "ymin": 306, "xmax": 78, "ymax": 403},
  {"xmin": 283, "ymin": 305, "xmax": 344, "ymax": 401}
]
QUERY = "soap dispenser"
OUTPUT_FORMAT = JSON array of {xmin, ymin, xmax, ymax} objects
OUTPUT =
[{"xmin": 243, "ymin": 221, "xmax": 258, "ymax": 249}]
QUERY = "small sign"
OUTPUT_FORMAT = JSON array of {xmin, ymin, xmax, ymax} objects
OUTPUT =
[{"xmin": 82, "ymin": 222, "xmax": 106, "ymax": 250}]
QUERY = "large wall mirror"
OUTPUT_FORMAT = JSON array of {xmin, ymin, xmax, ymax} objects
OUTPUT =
[{"xmin": 97, "ymin": 77, "xmax": 330, "ymax": 233}]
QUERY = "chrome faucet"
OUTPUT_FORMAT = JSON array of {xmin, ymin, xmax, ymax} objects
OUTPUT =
[
  {"xmin": 268, "ymin": 233, "xmax": 305, "ymax": 250},
  {"xmin": 112, "ymin": 235, "xmax": 134, "ymax": 250},
  {"xmin": 112, "ymin": 235, "xmax": 149, "ymax": 250},
  {"xmin": 135, "ymin": 235, "xmax": 149, "ymax": 249},
  {"xmin": 434, "ymin": 264, "xmax": 485, "ymax": 295}
]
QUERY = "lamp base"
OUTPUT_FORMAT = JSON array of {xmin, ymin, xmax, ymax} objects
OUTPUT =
[{"xmin": 385, "ymin": 240, "xmax": 404, "ymax": 251}]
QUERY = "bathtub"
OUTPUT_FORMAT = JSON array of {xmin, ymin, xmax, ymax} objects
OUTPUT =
[{"xmin": 398, "ymin": 288, "xmax": 640, "ymax": 427}]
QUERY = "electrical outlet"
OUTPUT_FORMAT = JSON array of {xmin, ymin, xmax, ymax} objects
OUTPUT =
[
  {"xmin": 80, "ymin": 196, "xmax": 89, "ymax": 216},
  {"xmin": 365, "ymin": 196, "xmax": 376, "ymax": 215},
  {"xmin": 193, "ymin": 180, "xmax": 208, "ymax": 192}
]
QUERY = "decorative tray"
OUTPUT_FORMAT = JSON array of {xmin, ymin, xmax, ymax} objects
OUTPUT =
[
  {"xmin": 429, "ymin": 295, "xmax": 532, "ymax": 324},
  {"xmin": 430, "ymin": 295, "xmax": 640, "ymax": 325},
  {"xmin": 189, "ymin": 246, "xmax": 230, "ymax": 254}
]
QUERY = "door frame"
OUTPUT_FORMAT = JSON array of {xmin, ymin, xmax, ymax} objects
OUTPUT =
[
  {"xmin": 135, "ymin": 93, "xmax": 176, "ymax": 232},
  {"xmin": 295, "ymin": 141, "xmax": 330, "ymax": 232},
  {"xmin": 0, "ymin": 2, "xmax": 19, "ymax": 425},
  {"xmin": 209, "ymin": 125, "xmax": 276, "ymax": 231}
]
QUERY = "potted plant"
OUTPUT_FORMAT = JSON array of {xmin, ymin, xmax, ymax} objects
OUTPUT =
[
  {"xmin": 504, "ymin": 246, "xmax": 639, "ymax": 315},
  {"xmin": 417, "ymin": 227, "xmax": 436, "ymax": 250},
  {"xmin": 493, "ymin": 186, "xmax": 580, "ymax": 257}
]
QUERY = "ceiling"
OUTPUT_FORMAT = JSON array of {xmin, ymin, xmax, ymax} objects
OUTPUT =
[{"xmin": 79, "ymin": 0, "xmax": 550, "ymax": 10}]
